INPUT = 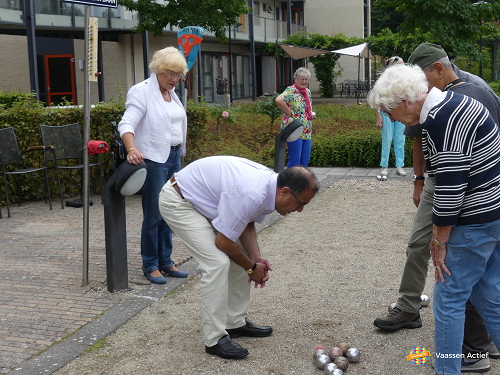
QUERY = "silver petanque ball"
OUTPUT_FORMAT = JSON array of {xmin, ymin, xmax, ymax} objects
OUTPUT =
[
  {"xmin": 323, "ymin": 362, "xmax": 339, "ymax": 375},
  {"xmin": 332, "ymin": 369, "xmax": 344, "ymax": 375},
  {"xmin": 314, "ymin": 347, "xmax": 328, "ymax": 361},
  {"xmin": 315, "ymin": 354, "xmax": 331, "ymax": 370},
  {"xmin": 388, "ymin": 302, "xmax": 396, "ymax": 313},
  {"xmin": 421, "ymin": 294, "xmax": 430, "ymax": 307},
  {"xmin": 346, "ymin": 347, "xmax": 361, "ymax": 363}
]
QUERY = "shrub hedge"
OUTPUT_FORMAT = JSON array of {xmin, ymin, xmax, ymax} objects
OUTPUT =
[
  {"xmin": 309, "ymin": 130, "xmax": 413, "ymax": 168},
  {"xmin": 0, "ymin": 94, "xmax": 208, "ymax": 206},
  {"xmin": 0, "ymin": 95, "xmax": 412, "ymax": 207}
]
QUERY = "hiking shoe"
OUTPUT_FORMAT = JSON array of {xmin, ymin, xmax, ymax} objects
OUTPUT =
[
  {"xmin": 381, "ymin": 167, "xmax": 388, "ymax": 176},
  {"xmin": 373, "ymin": 307, "xmax": 422, "ymax": 331},
  {"xmin": 489, "ymin": 341, "xmax": 500, "ymax": 359},
  {"xmin": 396, "ymin": 167, "xmax": 406, "ymax": 176},
  {"xmin": 461, "ymin": 357, "xmax": 490, "ymax": 372}
]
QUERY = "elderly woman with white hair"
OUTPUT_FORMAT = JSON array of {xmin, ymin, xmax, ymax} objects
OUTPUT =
[
  {"xmin": 368, "ymin": 63, "xmax": 500, "ymax": 375},
  {"xmin": 276, "ymin": 67, "xmax": 316, "ymax": 167},
  {"xmin": 375, "ymin": 56, "xmax": 406, "ymax": 177},
  {"xmin": 119, "ymin": 46, "xmax": 189, "ymax": 284}
]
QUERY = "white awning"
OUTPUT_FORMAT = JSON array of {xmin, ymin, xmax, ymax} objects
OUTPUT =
[{"xmin": 330, "ymin": 43, "xmax": 373, "ymax": 59}]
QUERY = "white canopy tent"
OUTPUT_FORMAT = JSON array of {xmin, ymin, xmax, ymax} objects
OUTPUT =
[{"xmin": 279, "ymin": 42, "xmax": 374, "ymax": 103}]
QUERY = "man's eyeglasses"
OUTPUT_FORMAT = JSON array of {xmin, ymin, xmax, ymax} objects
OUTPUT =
[{"xmin": 290, "ymin": 190, "xmax": 307, "ymax": 210}]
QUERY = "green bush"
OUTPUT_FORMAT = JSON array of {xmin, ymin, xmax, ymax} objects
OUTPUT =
[
  {"xmin": 185, "ymin": 101, "xmax": 209, "ymax": 165},
  {"xmin": 255, "ymin": 93, "xmax": 282, "ymax": 127},
  {"xmin": 0, "ymin": 90, "xmax": 37, "ymax": 109},
  {"xmin": 0, "ymin": 99, "xmax": 125, "ymax": 206},
  {"xmin": 309, "ymin": 130, "xmax": 414, "ymax": 168}
]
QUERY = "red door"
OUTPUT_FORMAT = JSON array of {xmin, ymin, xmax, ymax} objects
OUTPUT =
[{"xmin": 45, "ymin": 54, "xmax": 76, "ymax": 106}]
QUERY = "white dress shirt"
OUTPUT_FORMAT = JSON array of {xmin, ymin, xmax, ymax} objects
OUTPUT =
[{"xmin": 175, "ymin": 156, "xmax": 278, "ymax": 242}]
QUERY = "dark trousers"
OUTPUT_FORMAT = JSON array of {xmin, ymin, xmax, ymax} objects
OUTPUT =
[{"xmin": 463, "ymin": 300, "xmax": 490, "ymax": 356}]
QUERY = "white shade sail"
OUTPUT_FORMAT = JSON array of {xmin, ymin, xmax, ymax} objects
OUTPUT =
[
  {"xmin": 330, "ymin": 43, "xmax": 373, "ymax": 59},
  {"xmin": 279, "ymin": 43, "xmax": 374, "ymax": 60}
]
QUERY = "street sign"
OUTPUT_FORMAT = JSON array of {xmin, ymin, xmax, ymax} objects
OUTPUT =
[
  {"xmin": 62, "ymin": 0, "xmax": 117, "ymax": 8},
  {"xmin": 178, "ymin": 26, "xmax": 205, "ymax": 71}
]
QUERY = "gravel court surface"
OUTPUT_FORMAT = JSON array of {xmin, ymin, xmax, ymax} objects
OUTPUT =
[{"xmin": 53, "ymin": 179, "xmax": 498, "ymax": 375}]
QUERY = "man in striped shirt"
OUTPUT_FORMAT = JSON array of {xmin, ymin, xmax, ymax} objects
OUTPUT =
[
  {"xmin": 368, "ymin": 63, "xmax": 500, "ymax": 375},
  {"xmin": 373, "ymin": 43, "xmax": 500, "ymax": 373}
]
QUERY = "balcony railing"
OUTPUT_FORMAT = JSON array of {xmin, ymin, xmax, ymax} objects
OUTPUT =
[
  {"xmin": 0, "ymin": 0, "xmax": 23, "ymax": 24},
  {"xmin": 0, "ymin": 1, "xmax": 305, "ymax": 41}
]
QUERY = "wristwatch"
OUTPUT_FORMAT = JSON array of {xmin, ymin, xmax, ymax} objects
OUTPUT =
[
  {"xmin": 246, "ymin": 262, "xmax": 257, "ymax": 274},
  {"xmin": 412, "ymin": 175, "xmax": 425, "ymax": 182}
]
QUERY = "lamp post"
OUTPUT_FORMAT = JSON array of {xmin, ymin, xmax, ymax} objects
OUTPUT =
[{"xmin": 472, "ymin": 0, "xmax": 487, "ymax": 78}]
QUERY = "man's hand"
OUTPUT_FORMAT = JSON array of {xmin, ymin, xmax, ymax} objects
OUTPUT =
[
  {"xmin": 248, "ymin": 257, "xmax": 273, "ymax": 288},
  {"xmin": 413, "ymin": 180, "xmax": 424, "ymax": 207},
  {"xmin": 430, "ymin": 225, "xmax": 452, "ymax": 284}
]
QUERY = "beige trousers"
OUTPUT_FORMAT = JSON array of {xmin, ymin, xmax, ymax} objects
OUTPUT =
[{"xmin": 159, "ymin": 180, "xmax": 251, "ymax": 347}]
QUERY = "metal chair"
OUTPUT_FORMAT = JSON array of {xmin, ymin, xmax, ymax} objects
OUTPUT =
[
  {"xmin": 0, "ymin": 127, "xmax": 54, "ymax": 218},
  {"xmin": 349, "ymin": 80, "xmax": 359, "ymax": 97},
  {"xmin": 339, "ymin": 80, "xmax": 350, "ymax": 98},
  {"xmin": 40, "ymin": 123, "xmax": 103, "ymax": 208}
]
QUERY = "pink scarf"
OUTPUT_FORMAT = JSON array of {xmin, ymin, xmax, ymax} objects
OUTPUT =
[{"xmin": 294, "ymin": 82, "xmax": 312, "ymax": 120}]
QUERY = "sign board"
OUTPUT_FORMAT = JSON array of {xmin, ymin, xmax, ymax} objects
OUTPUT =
[
  {"xmin": 62, "ymin": 0, "xmax": 117, "ymax": 8},
  {"xmin": 178, "ymin": 26, "xmax": 205, "ymax": 71}
]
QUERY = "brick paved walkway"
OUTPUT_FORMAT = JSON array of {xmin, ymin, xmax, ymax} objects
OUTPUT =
[{"xmin": 0, "ymin": 195, "xmax": 191, "ymax": 374}]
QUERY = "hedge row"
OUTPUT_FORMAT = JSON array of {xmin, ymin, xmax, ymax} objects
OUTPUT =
[
  {"xmin": 0, "ymin": 93, "xmax": 411, "ymax": 207},
  {"xmin": 309, "ymin": 130, "xmax": 414, "ymax": 168}
]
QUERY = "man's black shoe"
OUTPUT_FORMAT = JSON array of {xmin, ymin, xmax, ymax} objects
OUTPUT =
[
  {"xmin": 373, "ymin": 307, "xmax": 422, "ymax": 331},
  {"xmin": 205, "ymin": 335, "xmax": 249, "ymax": 359},
  {"xmin": 226, "ymin": 318, "xmax": 273, "ymax": 338}
]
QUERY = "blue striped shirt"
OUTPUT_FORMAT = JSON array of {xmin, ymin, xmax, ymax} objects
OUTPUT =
[{"xmin": 422, "ymin": 90, "xmax": 500, "ymax": 226}]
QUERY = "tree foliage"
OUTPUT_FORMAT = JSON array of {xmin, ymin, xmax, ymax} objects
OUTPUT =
[
  {"xmin": 368, "ymin": 29, "xmax": 433, "ymax": 62},
  {"xmin": 370, "ymin": 0, "xmax": 404, "ymax": 35},
  {"xmin": 374, "ymin": 0, "xmax": 500, "ymax": 60},
  {"xmin": 117, "ymin": 0, "xmax": 251, "ymax": 41}
]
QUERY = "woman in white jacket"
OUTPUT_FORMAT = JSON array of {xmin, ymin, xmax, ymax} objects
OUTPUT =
[{"xmin": 119, "ymin": 47, "xmax": 188, "ymax": 284}]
